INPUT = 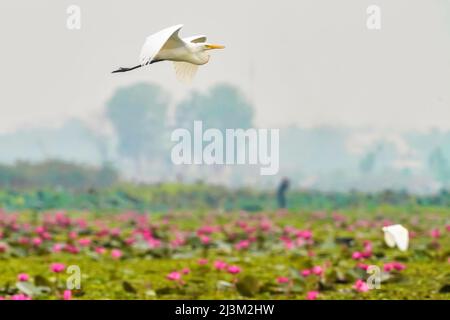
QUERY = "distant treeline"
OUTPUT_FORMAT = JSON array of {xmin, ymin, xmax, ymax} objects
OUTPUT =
[
  {"xmin": 1, "ymin": 179, "xmax": 450, "ymax": 212},
  {"xmin": 0, "ymin": 160, "xmax": 118, "ymax": 190}
]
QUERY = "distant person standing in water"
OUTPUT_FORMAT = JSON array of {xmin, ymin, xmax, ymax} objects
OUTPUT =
[{"xmin": 277, "ymin": 177, "xmax": 290, "ymax": 209}]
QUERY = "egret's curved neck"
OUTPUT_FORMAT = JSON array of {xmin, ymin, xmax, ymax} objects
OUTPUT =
[{"xmin": 187, "ymin": 43, "xmax": 209, "ymax": 65}]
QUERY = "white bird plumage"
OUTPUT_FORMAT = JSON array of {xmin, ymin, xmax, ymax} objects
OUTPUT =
[
  {"xmin": 382, "ymin": 224, "xmax": 409, "ymax": 252},
  {"xmin": 113, "ymin": 24, "xmax": 225, "ymax": 83}
]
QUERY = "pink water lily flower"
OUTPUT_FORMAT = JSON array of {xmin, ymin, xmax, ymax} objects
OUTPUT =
[
  {"xmin": 214, "ymin": 260, "xmax": 228, "ymax": 270},
  {"xmin": 354, "ymin": 279, "xmax": 369, "ymax": 292},
  {"xmin": 300, "ymin": 269, "xmax": 311, "ymax": 277},
  {"xmin": 63, "ymin": 290, "xmax": 72, "ymax": 300},
  {"xmin": 167, "ymin": 271, "xmax": 182, "ymax": 281},
  {"xmin": 392, "ymin": 261, "xmax": 406, "ymax": 271},
  {"xmin": 352, "ymin": 251, "xmax": 363, "ymax": 260},
  {"xmin": 235, "ymin": 239, "xmax": 250, "ymax": 250},
  {"xmin": 95, "ymin": 247, "xmax": 106, "ymax": 255},
  {"xmin": 312, "ymin": 266, "xmax": 323, "ymax": 276},
  {"xmin": 283, "ymin": 240, "xmax": 294, "ymax": 250},
  {"xmin": 111, "ymin": 249, "xmax": 122, "ymax": 259},
  {"xmin": 17, "ymin": 273, "xmax": 30, "ymax": 282},
  {"xmin": 277, "ymin": 277, "xmax": 290, "ymax": 284},
  {"xmin": 64, "ymin": 244, "xmax": 80, "ymax": 254},
  {"xmin": 35, "ymin": 226, "xmax": 45, "ymax": 234},
  {"xmin": 306, "ymin": 291, "xmax": 319, "ymax": 300},
  {"xmin": 181, "ymin": 268, "xmax": 190, "ymax": 275},
  {"xmin": 430, "ymin": 229, "xmax": 441, "ymax": 238},
  {"xmin": 356, "ymin": 263, "xmax": 369, "ymax": 271},
  {"xmin": 110, "ymin": 228, "xmax": 121, "ymax": 237},
  {"xmin": 11, "ymin": 294, "xmax": 31, "ymax": 300},
  {"xmin": 384, "ymin": 261, "xmax": 406, "ymax": 272},
  {"xmin": 297, "ymin": 230, "xmax": 313, "ymax": 240},
  {"xmin": 68, "ymin": 231, "xmax": 78, "ymax": 239},
  {"xmin": 52, "ymin": 243, "xmax": 64, "ymax": 253},
  {"xmin": 32, "ymin": 237, "xmax": 42, "ymax": 246},
  {"xmin": 227, "ymin": 265, "xmax": 241, "ymax": 274},
  {"xmin": 383, "ymin": 263, "xmax": 394, "ymax": 272},
  {"xmin": 50, "ymin": 263, "xmax": 66, "ymax": 273},
  {"xmin": 260, "ymin": 219, "xmax": 272, "ymax": 231},
  {"xmin": 78, "ymin": 238, "xmax": 91, "ymax": 247},
  {"xmin": 199, "ymin": 235, "xmax": 210, "ymax": 245},
  {"xmin": 362, "ymin": 249, "xmax": 372, "ymax": 258}
]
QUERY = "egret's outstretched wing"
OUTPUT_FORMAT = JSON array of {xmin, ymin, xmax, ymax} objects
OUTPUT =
[
  {"xmin": 139, "ymin": 24, "xmax": 184, "ymax": 66},
  {"xmin": 183, "ymin": 35, "xmax": 207, "ymax": 44},
  {"xmin": 173, "ymin": 62, "xmax": 198, "ymax": 83}
]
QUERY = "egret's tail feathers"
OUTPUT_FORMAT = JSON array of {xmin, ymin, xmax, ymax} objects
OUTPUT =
[
  {"xmin": 173, "ymin": 62, "xmax": 198, "ymax": 84},
  {"xmin": 111, "ymin": 65, "xmax": 142, "ymax": 73}
]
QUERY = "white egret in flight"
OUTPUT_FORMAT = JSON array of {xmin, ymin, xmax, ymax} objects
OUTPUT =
[{"xmin": 112, "ymin": 24, "xmax": 225, "ymax": 82}]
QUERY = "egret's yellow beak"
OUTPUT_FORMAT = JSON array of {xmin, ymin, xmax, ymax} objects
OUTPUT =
[{"xmin": 205, "ymin": 44, "xmax": 225, "ymax": 50}]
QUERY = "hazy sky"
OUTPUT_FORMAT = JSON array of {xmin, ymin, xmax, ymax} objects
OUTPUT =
[{"xmin": 0, "ymin": 0, "xmax": 449, "ymax": 134}]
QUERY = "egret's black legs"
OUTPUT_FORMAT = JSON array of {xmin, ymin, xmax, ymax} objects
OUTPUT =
[
  {"xmin": 111, "ymin": 65, "xmax": 142, "ymax": 73},
  {"xmin": 111, "ymin": 60, "xmax": 164, "ymax": 74}
]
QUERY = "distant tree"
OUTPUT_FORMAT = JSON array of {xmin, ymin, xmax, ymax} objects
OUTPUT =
[
  {"xmin": 175, "ymin": 83, "xmax": 254, "ymax": 132},
  {"xmin": 173, "ymin": 84, "xmax": 254, "ymax": 183},
  {"xmin": 106, "ymin": 83, "xmax": 169, "ymax": 177},
  {"xmin": 174, "ymin": 91, "xmax": 205, "ymax": 130}
]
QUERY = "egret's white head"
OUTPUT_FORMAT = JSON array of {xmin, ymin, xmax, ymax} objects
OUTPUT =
[{"xmin": 184, "ymin": 42, "xmax": 225, "ymax": 66}]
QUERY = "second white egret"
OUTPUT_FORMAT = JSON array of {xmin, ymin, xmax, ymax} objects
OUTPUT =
[
  {"xmin": 382, "ymin": 224, "xmax": 409, "ymax": 252},
  {"xmin": 112, "ymin": 24, "xmax": 225, "ymax": 83}
]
